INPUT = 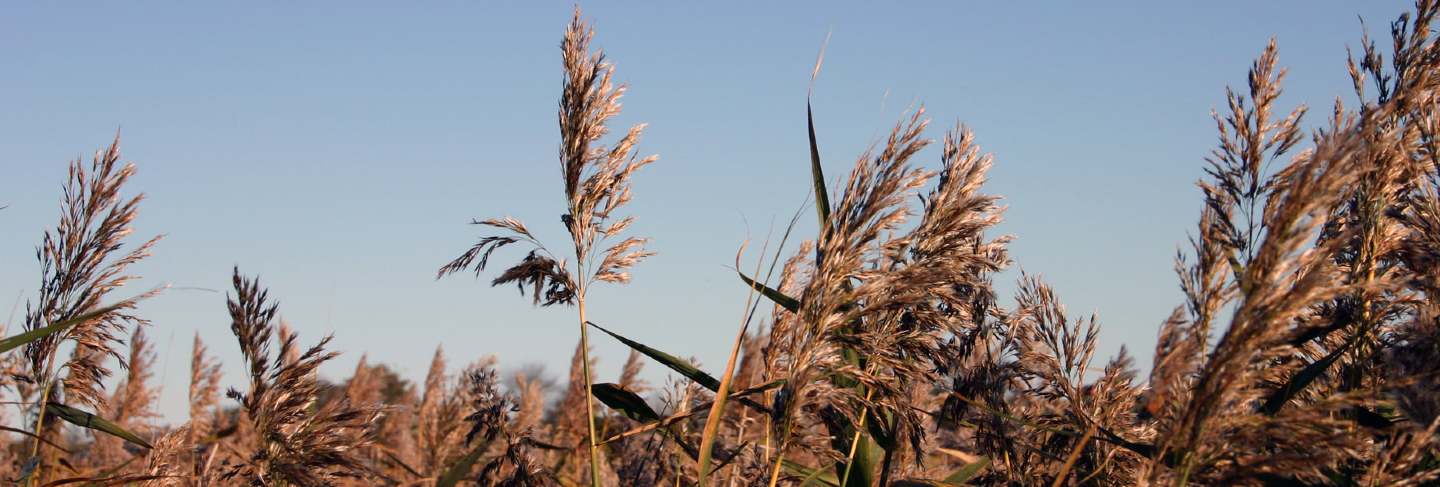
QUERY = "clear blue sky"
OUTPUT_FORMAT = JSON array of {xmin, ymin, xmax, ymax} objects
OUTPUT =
[{"xmin": 1, "ymin": 2, "xmax": 1406, "ymax": 421}]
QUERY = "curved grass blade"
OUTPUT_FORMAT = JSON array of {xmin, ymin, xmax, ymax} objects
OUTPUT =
[
  {"xmin": 0, "ymin": 425, "xmax": 71, "ymax": 454},
  {"xmin": 946, "ymin": 391, "xmax": 1177, "ymax": 465},
  {"xmin": 784, "ymin": 459, "xmax": 840, "ymax": 487},
  {"xmin": 1260, "ymin": 332, "xmax": 1360, "ymax": 415},
  {"xmin": 0, "ymin": 303, "xmax": 125, "ymax": 354},
  {"xmin": 808, "ymin": 101, "xmax": 830, "ymax": 233},
  {"xmin": 807, "ymin": 34, "xmax": 830, "ymax": 268},
  {"xmin": 589, "ymin": 321, "xmax": 719, "ymax": 390},
  {"xmin": 592, "ymin": 383, "xmax": 660, "ymax": 421},
  {"xmin": 592, "ymin": 382, "xmax": 731, "ymax": 465},
  {"xmin": 1050, "ymin": 423, "xmax": 1096, "ymax": 487},
  {"xmin": 44, "ymin": 475, "xmax": 168, "ymax": 487},
  {"xmin": 600, "ymin": 380, "xmax": 783, "ymax": 445},
  {"xmin": 381, "ymin": 447, "xmax": 424, "ymax": 479},
  {"xmin": 870, "ymin": 458, "xmax": 990, "ymax": 486},
  {"xmin": 942, "ymin": 456, "xmax": 991, "ymax": 484},
  {"xmin": 76, "ymin": 457, "xmax": 139, "ymax": 487},
  {"xmin": 836, "ymin": 435, "xmax": 878, "ymax": 487},
  {"xmin": 703, "ymin": 234, "xmax": 791, "ymax": 486},
  {"xmin": 587, "ymin": 321, "xmax": 771, "ymax": 414},
  {"xmin": 436, "ymin": 445, "xmax": 486, "ymax": 487},
  {"xmin": 45, "ymin": 402, "xmax": 151, "ymax": 449},
  {"xmin": 738, "ymin": 270, "xmax": 800, "ymax": 312}
]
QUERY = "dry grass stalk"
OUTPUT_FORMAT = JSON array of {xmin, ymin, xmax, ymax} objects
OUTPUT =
[{"xmin": 437, "ymin": 7, "xmax": 657, "ymax": 487}]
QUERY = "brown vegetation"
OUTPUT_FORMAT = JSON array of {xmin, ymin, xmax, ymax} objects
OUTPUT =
[{"xmin": 4, "ymin": 3, "xmax": 1440, "ymax": 485}]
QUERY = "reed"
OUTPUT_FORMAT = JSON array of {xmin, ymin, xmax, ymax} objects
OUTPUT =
[
  {"xmin": 4, "ymin": 2, "xmax": 1440, "ymax": 485},
  {"xmin": 438, "ymin": 7, "xmax": 656, "ymax": 487}
]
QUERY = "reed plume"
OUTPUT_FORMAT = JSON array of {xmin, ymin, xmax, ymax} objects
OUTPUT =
[
  {"xmin": 186, "ymin": 333, "xmax": 223, "ymax": 484},
  {"xmin": 437, "ymin": 8, "xmax": 657, "ymax": 486},
  {"xmin": 18, "ymin": 136, "xmax": 162, "ymax": 485},
  {"xmin": 188, "ymin": 334, "xmax": 222, "ymax": 440},
  {"xmin": 91, "ymin": 326, "xmax": 160, "ymax": 469},
  {"xmin": 415, "ymin": 346, "xmax": 467, "ymax": 478},
  {"xmin": 220, "ymin": 268, "xmax": 379, "ymax": 485},
  {"xmin": 7, "ymin": 2, "xmax": 1440, "ymax": 485}
]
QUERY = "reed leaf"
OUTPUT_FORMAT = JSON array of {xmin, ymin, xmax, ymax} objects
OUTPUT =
[
  {"xmin": 44, "ymin": 402, "xmax": 151, "ymax": 449},
  {"xmin": 599, "ymin": 380, "xmax": 782, "ymax": 444},
  {"xmin": 0, "ymin": 303, "xmax": 125, "ymax": 354},
  {"xmin": 591, "ymin": 383, "xmax": 659, "ymax": 422},
  {"xmin": 784, "ymin": 459, "xmax": 840, "ymax": 487},
  {"xmin": 809, "ymin": 101, "xmax": 830, "ymax": 233},
  {"xmin": 737, "ymin": 270, "xmax": 801, "ymax": 312},
  {"xmin": 587, "ymin": 320, "xmax": 772, "ymax": 414},
  {"xmin": 588, "ymin": 321, "xmax": 720, "ymax": 389},
  {"xmin": 1259, "ymin": 332, "xmax": 1360, "ymax": 416},
  {"xmin": 435, "ymin": 446, "xmax": 485, "ymax": 487},
  {"xmin": 836, "ymin": 435, "xmax": 878, "ymax": 487},
  {"xmin": 942, "ymin": 456, "xmax": 990, "ymax": 484}
]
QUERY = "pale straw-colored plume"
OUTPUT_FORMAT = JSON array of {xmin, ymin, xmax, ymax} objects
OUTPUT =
[
  {"xmin": 220, "ymin": 268, "xmax": 380, "ymax": 485},
  {"xmin": 90, "ymin": 326, "xmax": 160, "ymax": 469},
  {"xmin": 187, "ymin": 333, "xmax": 222, "ymax": 445},
  {"xmin": 8, "ymin": 2, "xmax": 1440, "ymax": 486},
  {"xmin": 17, "ymin": 136, "xmax": 163, "ymax": 484},
  {"xmin": 436, "ymin": 9, "xmax": 657, "ymax": 486}
]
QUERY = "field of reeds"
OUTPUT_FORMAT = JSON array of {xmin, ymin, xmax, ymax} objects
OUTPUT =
[{"xmin": 4, "ymin": 2, "xmax": 1440, "ymax": 486}]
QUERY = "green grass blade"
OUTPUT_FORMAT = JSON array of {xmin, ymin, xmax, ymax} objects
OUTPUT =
[
  {"xmin": 808, "ymin": 100, "xmax": 830, "ymax": 233},
  {"xmin": 600, "ymin": 380, "xmax": 783, "ymax": 445},
  {"xmin": 737, "ymin": 270, "xmax": 800, "ymax": 312},
  {"xmin": 784, "ymin": 460, "xmax": 840, "ymax": 487},
  {"xmin": 588, "ymin": 321, "xmax": 720, "ymax": 390},
  {"xmin": 0, "ymin": 304, "xmax": 124, "ymax": 354},
  {"xmin": 587, "ymin": 321, "xmax": 774, "ymax": 417},
  {"xmin": 435, "ymin": 445, "xmax": 485, "ymax": 487},
  {"xmin": 866, "ymin": 409, "xmax": 896, "ymax": 451},
  {"xmin": 592, "ymin": 383, "xmax": 660, "ymax": 422},
  {"xmin": 45, "ymin": 402, "xmax": 151, "ymax": 449},
  {"xmin": 836, "ymin": 435, "xmax": 878, "ymax": 487},
  {"xmin": 942, "ymin": 456, "xmax": 991, "ymax": 484},
  {"xmin": 882, "ymin": 457, "xmax": 991, "ymax": 486},
  {"xmin": 1260, "ymin": 333, "xmax": 1357, "ymax": 415},
  {"xmin": 593, "ymin": 382, "xmax": 742, "ymax": 466},
  {"xmin": 74, "ymin": 457, "xmax": 138, "ymax": 487},
  {"xmin": 0, "ymin": 425, "xmax": 70, "ymax": 454}
]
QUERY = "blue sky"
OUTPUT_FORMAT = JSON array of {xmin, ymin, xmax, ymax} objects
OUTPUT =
[{"xmin": 1, "ymin": 2, "xmax": 1408, "ymax": 421}]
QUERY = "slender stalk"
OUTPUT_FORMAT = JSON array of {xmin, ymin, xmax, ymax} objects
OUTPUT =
[
  {"xmin": 696, "ymin": 320, "xmax": 748, "ymax": 484},
  {"xmin": 838, "ymin": 389, "xmax": 874, "ymax": 487},
  {"xmin": 767, "ymin": 417, "xmax": 795, "ymax": 487},
  {"xmin": 766, "ymin": 445, "xmax": 787, "ymax": 487},
  {"xmin": 577, "ymin": 291, "xmax": 602, "ymax": 487},
  {"xmin": 699, "ymin": 251, "xmax": 768, "ymax": 484},
  {"xmin": 28, "ymin": 358, "xmax": 58, "ymax": 487},
  {"xmin": 1051, "ymin": 423, "xmax": 1097, "ymax": 487}
]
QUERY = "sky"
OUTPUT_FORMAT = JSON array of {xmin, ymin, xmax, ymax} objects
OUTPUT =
[{"xmin": 0, "ymin": 1, "xmax": 1411, "ymax": 422}]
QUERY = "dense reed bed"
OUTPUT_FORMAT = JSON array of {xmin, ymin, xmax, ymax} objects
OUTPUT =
[{"xmin": 4, "ymin": 3, "xmax": 1440, "ymax": 485}]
